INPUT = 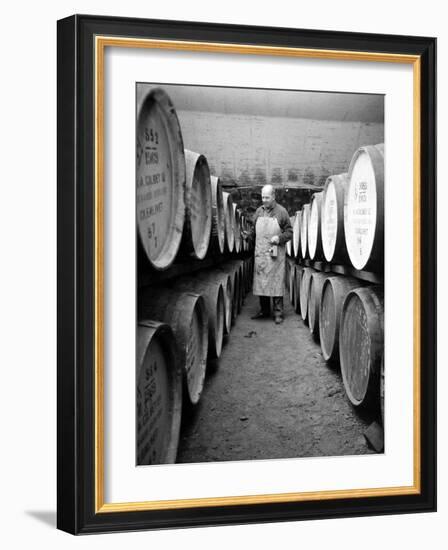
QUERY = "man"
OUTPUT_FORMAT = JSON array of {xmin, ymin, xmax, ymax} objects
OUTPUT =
[{"xmin": 243, "ymin": 185, "xmax": 292, "ymax": 324}]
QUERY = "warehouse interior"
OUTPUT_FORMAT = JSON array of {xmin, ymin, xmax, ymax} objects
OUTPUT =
[{"xmin": 136, "ymin": 83, "xmax": 385, "ymax": 466}]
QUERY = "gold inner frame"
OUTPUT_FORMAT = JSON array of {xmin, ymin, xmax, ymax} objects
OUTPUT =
[{"xmin": 94, "ymin": 36, "xmax": 421, "ymax": 513}]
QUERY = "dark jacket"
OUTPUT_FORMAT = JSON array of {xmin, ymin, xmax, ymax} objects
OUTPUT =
[{"xmin": 247, "ymin": 201, "xmax": 293, "ymax": 246}]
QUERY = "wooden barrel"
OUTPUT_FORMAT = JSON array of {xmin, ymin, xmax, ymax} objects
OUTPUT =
[
  {"xmin": 232, "ymin": 267, "xmax": 240, "ymax": 318},
  {"xmin": 210, "ymin": 176, "xmax": 225, "ymax": 254},
  {"xmin": 175, "ymin": 278, "xmax": 225, "ymax": 359},
  {"xmin": 308, "ymin": 192, "xmax": 324, "ymax": 260},
  {"xmin": 136, "ymin": 88, "xmax": 186, "ymax": 270},
  {"xmin": 222, "ymin": 192, "xmax": 235, "ymax": 252},
  {"xmin": 246, "ymin": 219, "xmax": 253, "ymax": 253},
  {"xmin": 293, "ymin": 211, "xmax": 302, "ymax": 259},
  {"xmin": 300, "ymin": 204, "xmax": 310, "ymax": 259},
  {"xmin": 340, "ymin": 286, "xmax": 384, "ymax": 408},
  {"xmin": 241, "ymin": 258, "xmax": 246, "ymax": 292},
  {"xmin": 243, "ymin": 218, "xmax": 250, "ymax": 252},
  {"xmin": 181, "ymin": 150, "xmax": 213, "ymax": 260},
  {"xmin": 215, "ymin": 262, "xmax": 238, "ymax": 322},
  {"xmin": 233, "ymin": 204, "xmax": 242, "ymax": 253},
  {"xmin": 137, "ymin": 320, "xmax": 182, "ymax": 464},
  {"xmin": 318, "ymin": 276, "xmax": 364, "ymax": 363},
  {"xmin": 235, "ymin": 261, "xmax": 243, "ymax": 313},
  {"xmin": 240, "ymin": 215, "xmax": 246, "ymax": 252},
  {"xmin": 138, "ymin": 289, "xmax": 208, "ymax": 405},
  {"xmin": 321, "ymin": 173, "xmax": 349, "ymax": 263},
  {"xmin": 201, "ymin": 269, "xmax": 233, "ymax": 334},
  {"xmin": 289, "ymin": 215, "xmax": 296, "ymax": 257},
  {"xmin": 244, "ymin": 257, "xmax": 252, "ymax": 293},
  {"xmin": 288, "ymin": 262, "xmax": 296, "ymax": 305},
  {"xmin": 242, "ymin": 260, "xmax": 249, "ymax": 299},
  {"xmin": 248, "ymin": 256, "xmax": 254, "ymax": 292},
  {"xmin": 344, "ymin": 144, "xmax": 384, "ymax": 271},
  {"xmin": 238, "ymin": 261, "xmax": 244, "ymax": 308},
  {"xmin": 292, "ymin": 265, "xmax": 300, "ymax": 313},
  {"xmin": 308, "ymin": 272, "xmax": 330, "ymax": 338},
  {"xmin": 241, "ymin": 259, "xmax": 246, "ymax": 295},
  {"xmin": 247, "ymin": 221, "xmax": 254, "ymax": 253},
  {"xmin": 227, "ymin": 260, "xmax": 243, "ymax": 313},
  {"xmin": 294, "ymin": 265, "xmax": 303, "ymax": 314},
  {"xmin": 299, "ymin": 267, "xmax": 315, "ymax": 322}
]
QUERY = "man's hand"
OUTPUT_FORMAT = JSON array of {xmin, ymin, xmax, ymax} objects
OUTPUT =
[{"xmin": 270, "ymin": 235, "xmax": 279, "ymax": 245}]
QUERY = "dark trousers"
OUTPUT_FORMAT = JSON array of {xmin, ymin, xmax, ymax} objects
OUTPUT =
[{"xmin": 259, "ymin": 296, "xmax": 284, "ymax": 318}]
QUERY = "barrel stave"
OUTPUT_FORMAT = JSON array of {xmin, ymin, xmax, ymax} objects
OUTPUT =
[{"xmin": 137, "ymin": 320, "xmax": 182, "ymax": 465}]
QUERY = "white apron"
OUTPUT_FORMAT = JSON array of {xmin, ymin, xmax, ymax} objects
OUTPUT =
[{"xmin": 253, "ymin": 215, "xmax": 286, "ymax": 297}]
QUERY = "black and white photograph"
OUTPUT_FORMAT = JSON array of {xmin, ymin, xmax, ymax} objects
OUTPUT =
[
  {"xmin": 52, "ymin": 8, "xmax": 436, "ymax": 538},
  {"xmin": 136, "ymin": 83, "xmax": 385, "ymax": 466}
]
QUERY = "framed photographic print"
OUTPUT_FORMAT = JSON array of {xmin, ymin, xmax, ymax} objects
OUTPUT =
[{"xmin": 57, "ymin": 14, "xmax": 436, "ymax": 534}]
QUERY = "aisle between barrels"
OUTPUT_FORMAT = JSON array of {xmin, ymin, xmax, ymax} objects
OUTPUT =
[{"xmin": 177, "ymin": 291, "xmax": 376, "ymax": 463}]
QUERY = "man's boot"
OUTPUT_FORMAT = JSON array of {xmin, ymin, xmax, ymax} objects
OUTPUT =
[
  {"xmin": 273, "ymin": 296, "xmax": 284, "ymax": 324},
  {"xmin": 251, "ymin": 296, "xmax": 270, "ymax": 319}
]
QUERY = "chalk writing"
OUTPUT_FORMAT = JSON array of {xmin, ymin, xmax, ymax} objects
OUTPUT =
[{"xmin": 137, "ymin": 106, "xmax": 173, "ymax": 262}]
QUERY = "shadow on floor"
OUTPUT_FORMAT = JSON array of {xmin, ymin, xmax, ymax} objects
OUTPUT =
[{"xmin": 25, "ymin": 510, "xmax": 56, "ymax": 528}]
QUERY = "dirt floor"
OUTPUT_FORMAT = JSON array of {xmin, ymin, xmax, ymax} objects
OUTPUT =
[{"xmin": 177, "ymin": 289, "xmax": 379, "ymax": 464}]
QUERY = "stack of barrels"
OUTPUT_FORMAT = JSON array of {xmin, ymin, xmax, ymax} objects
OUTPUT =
[
  {"xmin": 137, "ymin": 88, "xmax": 253, "ymax": 272},
  {"xmin": 285, "ymin": 143, "xmax": 383, "ymax": 271},
  {"xmin": 136, "ymin": 88, "xmax": 254, "ymax": 465},
  {"xmin": 285, "ymin": 143, "xmax": 385, "ymax": 423}
]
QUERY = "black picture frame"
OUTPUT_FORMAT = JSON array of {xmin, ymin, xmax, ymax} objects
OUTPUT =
[{"xmin": 57, "ymin": 14, "xmax": 436, "ymax": 535}]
